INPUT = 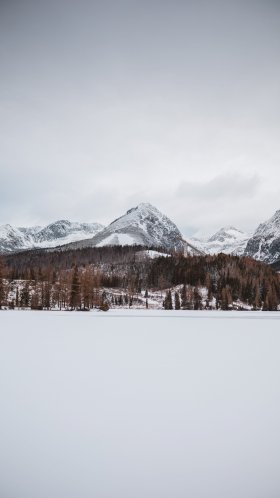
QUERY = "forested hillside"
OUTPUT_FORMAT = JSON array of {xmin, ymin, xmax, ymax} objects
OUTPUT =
[{"xmin": 0, "ymin": 247, "xmax": 279, "ymax": 311}]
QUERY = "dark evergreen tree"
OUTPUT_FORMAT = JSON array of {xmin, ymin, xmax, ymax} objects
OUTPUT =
[
  {"xmin": 15, "ymin": 287, "xmax": 19, "ymax": 308},
  {"xmin": 163, "ymin": 290, "xmax": 173, "ymax": 310},
  {"xmin": 193, "ymin": 287, "xmax": 202, "ymax": 310},
  {"xmin": 175, "ymin": 291, "xmax": 181, "ymax": 310},
  {"xmin": 181, "ymin": 284, "xmax": 187, "ymax": 309},
  {"xmin": 70, "ymin": 266, "xmax": 81, "ymax": 310},
  {"xmin": 0, "ymin": 258, "xmax": 5, "ymax": 309},
  {"xmin": 20, "ymin": 283, "xmax": 30, "ymax": 308}
]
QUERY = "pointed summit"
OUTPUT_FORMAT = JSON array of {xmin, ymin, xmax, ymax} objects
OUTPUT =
[
  {"xmin": 208, "ymin": 226, "xmax": 247, "ymax": 243},
  {"xmin": 88, "ymin": 203, "xmax": 185, "ymax": 250},
  {"xmin": 190, "ymin": 226, "xmax": 250, "ymax": 256}
]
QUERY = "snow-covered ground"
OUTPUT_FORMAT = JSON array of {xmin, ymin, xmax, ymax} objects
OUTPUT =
[{"xmin": 1, "ymin": 310, "xmax": 280, "ymax": 498}]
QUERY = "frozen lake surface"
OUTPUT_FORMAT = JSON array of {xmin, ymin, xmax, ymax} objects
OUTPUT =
[{"xmin": 1, "ymin": 310, "xmax": 280, "ymax": 498}]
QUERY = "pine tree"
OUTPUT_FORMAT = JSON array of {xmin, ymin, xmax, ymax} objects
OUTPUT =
[
  {"xmin": 175, "ymin": 291, "xmax": 181, "ymax": 310},
  {"xmin": 0, "ymin": 257, "xmax": 5, "ymax": 309},
  {"xmin": 163, "ymin": 290, "xmax": 173, "ymax": 310},
  {"xmin": 193, "ymin": 287, "xmax": 202, "ymax": 310},
  {"xmin": 181, "ymin": 284, "xmax": 187, "ymax": 309},
  {"xmin": 31, "ymin": 292, "xmax": 40, "ymax": 310},
  {"xmin": 15, "ymin": 287, "xmax": 19, "ymax": 308},
  {"xmin": 99, "ymin": 291, "xmax": 109, "ymax": 311},
  {"xmin": 70, "ymin": 266, "xmax": 81, "ymax": 310},
  {"xmin": 20, "ymin": 283, "xmax": 30, "ymax": 308},
  {"xmin": 263, "ymin": 287, "xmax": 278, "ymax": 311}
]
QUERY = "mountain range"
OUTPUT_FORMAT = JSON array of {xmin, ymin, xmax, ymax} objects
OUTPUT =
[
  {"xmin": 0, "ymin": 221, "xmax": 104, "ymax": 253},
  {"xmin": 189, "ymin": 227, "xmax": 250, "ymax": 257},
  {"xmin": 61, "ymin": 203, "xmax": 201, "ymax": 255},
  {"xmin": 1, "ymin": 203, "xmax": 280, "ymax": 265}
]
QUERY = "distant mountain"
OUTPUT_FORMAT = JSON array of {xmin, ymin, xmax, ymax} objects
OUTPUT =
[
  {"xmin": 63, "ymin": 203, "xmax": 203, "ymax": 255},
  {"xmin": 18, "ymin": 226, "xmax": 42, "ymax": 238},
  {"xmin": 190, "ymin": 227, "xmax": 250, "ymax": 256},
  {"xmin": 244, "ymin": 210, "xmax": 280, "ymax": 264},
  {"xmin": 0, "ymin": 225, "xmax": 34, "ymax": 253},
  {"xmin": 6, "ymin": 206, "xmax": 280, "ymax": 264},
  {"xmin": 34, "ymin": 220, "xmax": 104, "ymax": 248},
  {"xmin": 0, "ymin": 220, "xmax": 104, "ymax": 253}
]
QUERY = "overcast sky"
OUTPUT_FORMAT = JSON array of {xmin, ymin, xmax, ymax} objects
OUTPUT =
[{"xmin": 0, "ymin": 0, "xmax": 280, "ymax": 236}]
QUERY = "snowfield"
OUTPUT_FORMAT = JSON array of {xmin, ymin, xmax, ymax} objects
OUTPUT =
[{"xmin": 1, "ymin": 310, "xmax": 280, "ymax": 498}]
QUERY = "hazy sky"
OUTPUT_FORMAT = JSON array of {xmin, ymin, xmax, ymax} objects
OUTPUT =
[{"xmin": 1, "ymin": 0, "xmax": 280, "ymax": 236}]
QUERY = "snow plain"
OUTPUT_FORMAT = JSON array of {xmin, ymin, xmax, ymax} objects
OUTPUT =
[{"xmin": 1, "ymin": 310, "xmax": 280, "ymax": 498}]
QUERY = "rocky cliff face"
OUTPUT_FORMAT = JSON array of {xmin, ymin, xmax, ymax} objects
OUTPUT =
[{"xmin": 244, "ymin": 210, "xmax": 280, "ymax": 264}]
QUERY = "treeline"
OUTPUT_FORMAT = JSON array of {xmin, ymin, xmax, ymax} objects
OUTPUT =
[
  {"xmin": 1, "ymin": 248, "xmax": 280, "ymax": 311},
  {"xmin": 0, "ymin": 260, "xmax": 103, "ymax": 310},
  {"xmin": 148, "ymin": 253, "xmax": 280, "ymax": 310},
  {"xmin": 4, "ymin": 244, "xmax": 166, "ymax": 280},
  {"xmin": 0, "ymin": 254, "xmax": 149, "ymax": 310}
]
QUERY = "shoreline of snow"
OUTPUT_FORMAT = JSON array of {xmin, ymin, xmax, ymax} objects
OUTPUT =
[{"xmin": 1, "ymin": 309, "xmax": 280, "ymax": 319}]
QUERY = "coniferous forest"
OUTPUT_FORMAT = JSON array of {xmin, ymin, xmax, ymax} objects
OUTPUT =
[{"xmin": 0, "ymin": 245, "xmax": 279, "ymax": 311}]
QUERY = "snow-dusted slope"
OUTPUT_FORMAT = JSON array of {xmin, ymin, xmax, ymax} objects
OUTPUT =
[
  {"xmin": 0, "ymin": 220, "xmax": 104, "ymax": 253},
  {"xmin": 66, "ymin": 203, "xmax": 203, "ymax": 254},
  {"xmin": 94, "ymin": 203, "xmax": 185, "ymax": 250},
  {"xmin": 18, "ymin": 226, "xmax": 42, "ymax": 238},
  {"xmin": 135, "ymin": 249, "xmax": 171, "ymax": 260},
  {"xmin": 34, "ymin": 220, "xmax": 104, "ymax": 248},
  {"xmin": 0, "ymin": 225, "xmax": 34, "ymax": 253},
  {"xmin": 244, "ymin": 210, "xmax": 280, "ymax": 263},
  {"xmin": 190, "ymin": 227, "xmax": 250, "ymax": 256}
]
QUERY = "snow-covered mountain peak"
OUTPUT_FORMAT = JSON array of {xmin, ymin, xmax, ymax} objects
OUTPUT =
[
  {"xmin": 208, "ymin": 226, "xmax": 247, "ymax": 243},
  {"xmin": 189, "ymin": 226, "xmax": 250, "ymax": 256},
  {"xmin": 0, "ymin": 219, "xmax": 104, "ymax": 253},
  {"xmin": 0, "ymin": 224, "xmax": 27, "ymax": 239},
  {"xmin": 254, "ymin": 210, "xmax": 280, "ymax": 237},
  {"xmin": 36, "ymin": 220, "xmax": 75, "ymax": 243},
  {"xmin": 126, "ymin": 202, "xmax": 155, "ymax": 214},
  {"xmin": 9, "ymin": 205, "xmax": 280, "ymax": 264},
  {"xmin": 18, "ymin": 226, "xmax": 42, "ymax": 236},
  {"xmin": 65, "ymin": 203, "xmax": 202, "ymax": 254},
  {"xmin": 110, "ymin": 203, "xmax": 165, "ymax": 228},
  {"xmin": 0, "ymin": 224, "xmax": 34, "ymax": 252},
  {"xmin": 34, "ymin": 220, "xmax": 105, "ymax": 247},
  {"xmin": 244, "ymin": 209, "xmax": 280, "ymax": 263},
  {"xmin": 0, "ymin": 224, "xmax": 14, "ymax": 236},
  {"xmin": 88, "ymin": 203, "xmax": 185, "ymax": 250}
]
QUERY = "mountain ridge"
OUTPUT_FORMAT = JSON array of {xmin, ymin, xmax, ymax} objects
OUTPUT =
[
  {"xmin": 2, "ymin": 205, "xmax": 280, "ymax": 265},
  {"xmin": 0, "ymin": 220, "xmax": 104, "ymax": 253},
  {"xmin": 189, "ymin": 226, "xmax": 250, "ymax": 256},
  {"xmin": 244, "ymin": 210, "xmax": 280, "ymax": 263},
  {"xmin": 60, "ymin": 203, "xmax": 203, "ymax": 255}
]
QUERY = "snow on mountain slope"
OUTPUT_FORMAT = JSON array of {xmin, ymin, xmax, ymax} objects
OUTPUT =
[
  {"xmin": 244, "ymin": 210, "xmax": 280, "ymax": 263},
  {"xmin": 0, "ymin": 225, "xmax": 34, "ymax": 252},
  {"xmin": 67, "ymin": 203, "xmax": 203, "ymax": 254},
  {"xmin": 190, "ymin": 227, "xmax": 250, "ymax": 256},
  {"xmin": 96, "ymin": 233, "xmax": 137, "ymax": 247},
  {"xmin": 0, "ymin": 220, "xmax": 104, "ymax": 253},
  {"xmin": 135, "ymin": 249, "xmax": 171, "ymax": 260},
  {"xmin": 34, "ymin": 220, "xmax": 104, "ymax": 248},
  {"xmin": 93, "ymin": 203, "xmax": 184, "ymax": 250},
  {"xmin": 18, "ymin": 226, "xmax": 42, "ymax": 237}
]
